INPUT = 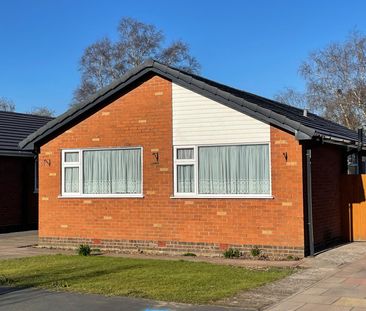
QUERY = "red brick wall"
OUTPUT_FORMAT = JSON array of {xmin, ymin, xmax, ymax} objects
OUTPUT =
[
  {"xmin": 38, "ymin": 76, "xmax": 305, "ymax": 257},
  {"xmin": 0, "ymin": 156, "xmax": 37, "ymax": 232},
  {"xmin": 311, "ymin": 144, "xmax": 345, "ymax": 250}
]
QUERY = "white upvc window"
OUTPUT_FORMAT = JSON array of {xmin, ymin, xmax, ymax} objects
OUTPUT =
[
  {"xmin": 174, "ymin": 146, "xmax": 196, "ymax": 196},
  {"xmin": 173, "ymin": 144, "xmax": 271, "ymax": 198},
  {"xmin": 61, "ymin": 147, "xmax": 143, "ymax": 198}
]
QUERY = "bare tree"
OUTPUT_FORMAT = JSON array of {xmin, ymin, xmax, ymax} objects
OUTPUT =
[
  {"xmin": 274, "ymin": 31, "xmax": 366, "ymax": 129},
  {"xmin": 274, "ymin": 87, "xmax": 307, "ymax": 109},
  {"xmin": 0, "ymin": 97, "xmax": 15, "ymax": 112},
  {"xmin": 73, "ymin": 17, "xmax": 200, "ymax": 106},
  {"xmin": 30, "ymin": 106, "xmax": 55, "ymax": 117}
]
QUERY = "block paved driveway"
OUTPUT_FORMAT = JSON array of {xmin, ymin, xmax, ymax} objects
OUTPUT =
[
  {"xmin": 268, "ymin": 244, "xmax": 366, "ymax": 311},
  {"xmin": 0, "ymin": 231, "xmax": 60, "ymax": 259}
]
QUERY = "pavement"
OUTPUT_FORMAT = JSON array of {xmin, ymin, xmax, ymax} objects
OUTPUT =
[
  {"xmin": 267, "ymin": 243, "xmax": 366, "ymax": 311},
  {"xmin": 0, "ymin": 231, "xmax": 60, "ymax": 259},
  {"xmin": 1, "ymin": 231, "xmax": 366, "ymax": 310}
]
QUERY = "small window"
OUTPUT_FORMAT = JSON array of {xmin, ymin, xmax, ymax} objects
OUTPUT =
[
  {"xmin": 174, "ymin": 147, "xmax": 195, "ymax": 194},
  {"xmin": 64, "ymin": 152, "xmax": 79, "ymax": 162},
  {"xmin": 177, "ymin": 148, "xmax": 194, "ymax": 160},
  {"xmin": 61, "ymin": 148, "xmax": 142, "ymax": 197},
  {"xmin": 64, "ymin": 167, "xmax": 80, "ymax": 193},
  {"xmin": 177, "ymin": 164, "xmax": 194, "ymax": 193}
]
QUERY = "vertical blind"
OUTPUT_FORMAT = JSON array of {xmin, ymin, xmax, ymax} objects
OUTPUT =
[{"xmin": 198, "ymin": 145, "xmax": 270, "ymax": 194}]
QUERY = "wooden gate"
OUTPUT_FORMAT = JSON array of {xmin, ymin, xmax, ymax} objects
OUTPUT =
[{"xmin": 341, "ymin": 175, "xmax": 366, "ymax": 241}]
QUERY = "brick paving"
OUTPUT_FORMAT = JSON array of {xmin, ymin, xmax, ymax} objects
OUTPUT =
[
  {"xmin": 267, "ymin": 244, "xmax": 366, "ymax": 311},
  {"xmin": 0, "ymin": 231, "xmax": 67, "ymax": 259}
]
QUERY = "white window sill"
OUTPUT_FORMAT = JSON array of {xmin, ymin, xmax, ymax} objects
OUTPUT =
[
  {"xmin": 58, "ymin": 194, "xmax": 144, "ymax": 199},
  {"xmin": 170, "ymin": 194, "xmax": 273, "ymax": 199}
]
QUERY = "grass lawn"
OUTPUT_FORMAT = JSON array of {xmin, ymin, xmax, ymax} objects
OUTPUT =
[{"xmin": 0, "ymin": 255, "xmax": 293, "ymax": 304}]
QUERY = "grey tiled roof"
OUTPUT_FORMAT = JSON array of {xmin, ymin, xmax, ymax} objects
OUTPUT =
[
  {"xmin": 19, "ymin": 59, "xmax": 359, "ymax": 150},
  {"xmin": 0, "ymin": 111, "xmax": 53, "ymax": 155},
  {"xmin": 188, "ymin": 72, "xmax": 359, "ymax": 143}
]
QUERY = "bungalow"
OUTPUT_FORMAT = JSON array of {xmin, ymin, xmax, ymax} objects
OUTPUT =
[
  {"xmin": 0, "ymin": 111, "xmax": 53, "ymax": 232},
  {"xmin": 20, "ymin": 60, "xmax": 359, "ymax": 258}
]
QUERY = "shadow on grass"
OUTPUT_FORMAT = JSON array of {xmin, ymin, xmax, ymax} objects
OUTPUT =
[
  {"xmin": 4, "ymin": 262, "xmax": 145, "ymax": 289},
  {"xmin": 0, "ymin": 261, "xmax": 148, "ymax": 308}
]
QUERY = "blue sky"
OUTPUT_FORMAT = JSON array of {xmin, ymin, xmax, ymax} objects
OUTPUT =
[{"xmin": 1, "ymin": 0, "xmax": 366, "ymax": 115}]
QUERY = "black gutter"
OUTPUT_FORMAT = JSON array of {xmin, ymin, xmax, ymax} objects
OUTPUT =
[
  {"xmin": 0, "ymin": 150, "xmax": 35, "ymax": 157},
  {"xmin": 306, "ymin": 148, "xmax": 315, "ymax": 256}
]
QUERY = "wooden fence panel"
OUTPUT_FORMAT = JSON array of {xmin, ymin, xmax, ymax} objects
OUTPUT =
[{"xmin": 341, "ymin": 175, "xmax": 366, "ymax": 241}]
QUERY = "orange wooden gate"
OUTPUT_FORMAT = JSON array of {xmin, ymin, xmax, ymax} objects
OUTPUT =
[{"xmin": 341, "ymin": 175, "xmax": 366, "ymax": 241}]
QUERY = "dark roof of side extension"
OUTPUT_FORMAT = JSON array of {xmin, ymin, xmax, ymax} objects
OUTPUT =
[
  {"xmin": 19, "ymin": 59, "xmax": 359, "ymax": 151},
  {"xmin": 0, "ymin": 111, "xmax": 53, "ymax": 156}
]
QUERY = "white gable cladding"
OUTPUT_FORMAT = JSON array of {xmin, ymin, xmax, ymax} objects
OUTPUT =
[{"xmin": 172, "ymin": 83, "xmax": 270, "ymax": 145}]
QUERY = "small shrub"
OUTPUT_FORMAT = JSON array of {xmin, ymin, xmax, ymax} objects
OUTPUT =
[
  {"xmin": 0, "ymin": 275, "xmax": 13, "ymax": 285},
  {"xmin": 251, "ymin": 246, "xmax": 261, "ymax": 257},
  {"xmin": 223, "ymin": 248, "xmax": 240, "ymax": 259},
  {"xmin": 78, "ymin": 244, "xmax": 91, "ymax": 256},
  {"xmin": 50, "ymin": 280, "xmax": 69, "ymax": 288},
  {"xmin": 182, "ymin": 252, "xmax": 197, "ymax": 257},
  {"xmin": 286, "ymin": 255, "xmax": 300, "ymax": 261}
]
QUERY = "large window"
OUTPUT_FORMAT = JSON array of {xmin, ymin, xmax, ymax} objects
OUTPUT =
[
  {"xmin": 61, "ymin": 147, "xmax": 142, "ymax": 197},
  {"xmin": 174, "ymin": 144, "xmax": 270, "ymax": 197}
]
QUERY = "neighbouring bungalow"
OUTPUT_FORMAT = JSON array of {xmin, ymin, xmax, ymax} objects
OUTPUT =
[
  {"xmin": 0, "ymin": 111, "xmax": 53, "ymax": 232},
  {"xmin": 19, "ymin": 60, "xmax": 361, "ymax": 258}
]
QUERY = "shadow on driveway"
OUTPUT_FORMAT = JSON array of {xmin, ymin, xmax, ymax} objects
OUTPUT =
[{"xmin": 0, "ymin": 286, "xmax": 252, "ymax": 311}]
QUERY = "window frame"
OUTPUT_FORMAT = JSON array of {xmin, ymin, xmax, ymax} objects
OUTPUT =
[
  {"xmin": 61, "ymin": 147, "xmax": 143, "ymax": 198},
  {"xmin": 173, "ymin": 146, "xmax": 197, "ymax": 196},
  {"xmin": 173, "ymin": 143, "xmax": 272, "ymax": 199}
]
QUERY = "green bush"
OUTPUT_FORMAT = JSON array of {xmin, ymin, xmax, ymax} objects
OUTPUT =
[
  {"xmin": 250, "ymin": 246, "xmax": 261, "ymax": 257},
  {"xmin": 78, "ymin": 244, "xmax": 91, "ymax": 256},
  {"xmin": 0, "ymin": 275, "xmax": 13, "ymax": 285},
  {"xmin": 223, "ymin": 248, "xmax": 240, "ymax": 259},
  {"xmin": 182, "ymin": 252, "xmax": 197, "ymax": 257}
]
